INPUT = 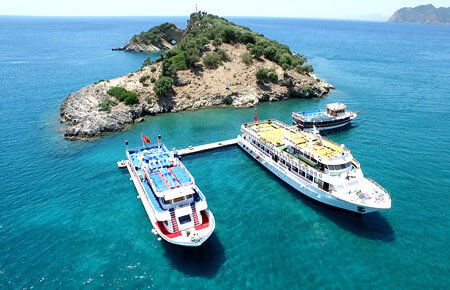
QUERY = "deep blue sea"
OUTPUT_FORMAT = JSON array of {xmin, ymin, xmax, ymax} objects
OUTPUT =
[{"xmin": 0, "ymin": 16, "xmax": 449, "ymax": 288}]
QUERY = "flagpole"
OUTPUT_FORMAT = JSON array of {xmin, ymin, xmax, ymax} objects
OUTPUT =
[{"xmin": 141, "ymin": 133, "xmax": 144, "ymax": 148}]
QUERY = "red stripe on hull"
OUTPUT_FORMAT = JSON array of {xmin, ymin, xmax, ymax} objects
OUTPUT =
[
  {"xmin": 195, "ymin": 211, "xmax": 210, "ymax": 231},
  {"xmin": 156, "ymin": 221, "xmax": 182, "ymax": 238}
]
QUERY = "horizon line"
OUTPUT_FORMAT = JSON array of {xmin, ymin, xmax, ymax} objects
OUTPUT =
[{"xmin": 0, "ymin": 14, "xmax": 388, "ymax": 22}]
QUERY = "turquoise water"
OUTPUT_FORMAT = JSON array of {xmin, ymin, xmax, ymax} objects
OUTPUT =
[{"xmin": 0, "ymin": 16, "xmax": 449, "ymax": 288}]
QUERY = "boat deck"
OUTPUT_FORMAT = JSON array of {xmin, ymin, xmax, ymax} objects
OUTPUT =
[
  {"xmin": 247, "ymin": 121, "xmax": 344, "ymax": 160},
  {"xmin": 293, "ymin": 110, "xmax": 346, "ymax": 122},
  {"xmin": 128, "ymin": 145, "xmax": 194, "ymax": 194}
]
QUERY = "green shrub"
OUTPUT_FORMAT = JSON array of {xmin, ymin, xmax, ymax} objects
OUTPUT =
[
  {"xmin": 278, "ymin": 53, "xmax": 292, "ymax": 68},
  {"xmin": 202, "ymin": 52, "xmax": 221, "ymax": 69},
  {"xmin": 153, "ymin": 76, "xmax": 174, "ymax": 96},
  {"xmin": 256, "ymin": 68, "xmax": 277, "ymax": 83},
  {"xmin": 150, "ymin": 77, "xmax": 156, "ymax": 83},
  {"xmin": 99, "ymin": 99, "xmax": 117, "ymax": 112},
  {"xmin": 107, "ymin": 87, "xmax": 138, "ymax": 103},
  {"xmin": 151, "ymin": 66, "xmax": 157, "ymax": 72},
  {"xmin": 263, "ymin": 45, "xmax": 277, "ymax": 61},
  {"xmin": 139, "ymin": 75, "xmax": 149, "ymax": 83},
  {"xmin": 303, "ymin": 64, "xmax": 314, "ymax": 73},
  {"xmin": 297, "ymin": 64, "xmax": 314, "ymax": 73},
  {"xmin": 124, "ymin": 92, "xmax": 139, "ymax": 105},
  {"xmin": 185, "ymin": 47, "xmax": 200, "ymax": 67},
  {"xmin": 107, "ymin": 87, "xmax": 127, "ymax": 99},
  {"xmin": 216, "ymin": 49, "xmax": 230, "ymax": 62},
  {"xmin": 212, "ymin": 38, "xmax": 222, "ymax": 46},
  {"xmin": 161, "ymin": 59, "xmax": 177, "ymax": 78},
  {"xmin": 241, "ymin": 52, "xmax": 253, "ymax": 65},
  {"xmin": 94, "ymin": 79, "xmax": 105, "ymax": 84},
  {"xmin": 268, "ymin": 72, "xmax": 278, "ymax": 83},
  {"xmin": 256, "ymin": 68, "xmax": 270, "ymax": 82},
  {"xmin": 142, "ymin": 57, "xmax": 152, "ymax": 68},
  {"xmin": 170, "ymin": 53, "xmax": 188, "ymax": 70},
  {"xmin": 301, "ymin": 86, "xmax": 311, "ymax": 93},
  {"xmin": 250, "ymin": 46, "xmax": 264, "ymax": 58},
  {"xmin": 222, "ymin": 27, "xmax": 238, "ymax": 43},
  {"xmin": 120, "ymin": 91, "xmax": 137, "ymax": 102},
  {"xmin": 239, "ymin": 32, "xmax": 257, "ymax": 44}
]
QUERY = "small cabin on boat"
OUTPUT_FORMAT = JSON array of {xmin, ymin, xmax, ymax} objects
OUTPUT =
[{"xmin": 326, "ymin": 103, "xmax": 347, "ymax": 116}]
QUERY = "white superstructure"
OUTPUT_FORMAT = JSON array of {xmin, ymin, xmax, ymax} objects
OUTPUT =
[{"xmin": 238, "ymin": 120, "xmax": 391, "ymax": 213}]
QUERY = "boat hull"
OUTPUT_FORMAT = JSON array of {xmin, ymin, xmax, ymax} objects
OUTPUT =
[
  {"xmin": 302, "ymin": 119, "xmax": 352, "ymax": 131},
  {"xmin": 238, "ymin": 136, "xmax": 380, "ymax": 214},
  {"xmin": 153, "ymin": 211, "xmax": 215, "ymax": 247},
  {"xmin": 293, "ymin": 113, "xmax": 357, "ymax": 132}
]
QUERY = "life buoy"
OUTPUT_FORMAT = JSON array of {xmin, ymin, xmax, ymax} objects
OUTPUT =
[
  {"xmin": 319, "ymin": 174, "xmax": 322, "ymax": 178},
  {"xmin": 314, "ymin": 172, "xmax": 317, "ymax": 176}
]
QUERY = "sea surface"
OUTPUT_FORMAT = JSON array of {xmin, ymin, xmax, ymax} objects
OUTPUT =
[{"xmin": 0, "ymin": 16, "xmax": 449, "ymax": 288}]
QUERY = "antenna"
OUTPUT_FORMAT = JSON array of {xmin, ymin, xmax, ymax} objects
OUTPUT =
[{"xmin": 195, "ymin": 4, "xmax": 198, "ymax": 13}]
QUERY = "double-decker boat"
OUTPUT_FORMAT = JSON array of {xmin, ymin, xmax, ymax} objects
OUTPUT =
[
  {"xmin": 125, "ymin": 140, "xmax": 215, "ymax": 246},
  {"xmin": 292, "ymin": 103, "xmax": 358, "ymax": 131},
  {"xmin": 237, "ymin": 120, "xmax": 391, "ymax": 213}
]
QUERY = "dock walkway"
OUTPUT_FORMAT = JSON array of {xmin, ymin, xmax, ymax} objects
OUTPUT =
[{"xmin": 176, "ymin": 138, "xmax": 238, "ymax": 156}]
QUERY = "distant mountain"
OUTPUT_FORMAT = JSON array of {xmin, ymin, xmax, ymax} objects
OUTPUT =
[{"xmin": 388, "ymin": 4, "xmax": 450, "ymax": 24}]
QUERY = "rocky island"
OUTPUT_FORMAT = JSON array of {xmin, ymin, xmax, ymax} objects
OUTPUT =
[
  {"xmin": 388, "ymin": 4, "xmax": 450, "ymax": 24},
  {"xmin": 60, "ymin": 12, "xmax": 333, "ymax": 140}
]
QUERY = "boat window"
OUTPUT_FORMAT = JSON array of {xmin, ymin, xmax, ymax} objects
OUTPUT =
[
  {"xmin": 161, "ymin": 198, "xmax": 172, "ymax": 204},
  {"xmin": 178, "ymin": 215, "xmax": 191, "ymax": 225},
  {"xmin": 173, "ymin": 196, "xmax": 185, "ymax": 203},
  {"xmin": 293, "ymin": 166, "xmax": 298, "ymax": 172}
]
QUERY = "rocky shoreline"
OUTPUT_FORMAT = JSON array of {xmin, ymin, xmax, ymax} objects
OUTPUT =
[{"xmin": 59, "ymin": 55, "xmax": 333, "ymax": 139}]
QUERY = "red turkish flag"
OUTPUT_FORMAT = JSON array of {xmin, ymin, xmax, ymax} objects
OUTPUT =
[{"xmin": 142, "ymin": 135, "xmax": 150, "ymax": 143}]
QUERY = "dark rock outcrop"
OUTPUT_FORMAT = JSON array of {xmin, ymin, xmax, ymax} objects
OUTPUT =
[{"xmin": 113, "ymin": 23, "xmax": 184, "ymax": 52}]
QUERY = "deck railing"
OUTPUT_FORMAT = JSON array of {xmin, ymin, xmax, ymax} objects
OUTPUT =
[
  {"xmin": 126, "ymin": 153, "xmax": 152, "ymax": 207},
  {"xmin": 242, "ymin": 129, "xmax": 327, "ymax": 183},
  {"xmin": 367, "ymin": 178, "xmax": 389, "ymax": 195}
]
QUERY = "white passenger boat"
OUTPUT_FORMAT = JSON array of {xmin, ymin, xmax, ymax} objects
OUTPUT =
[
  {"xmin": 237, "ymin": 120, "xmax": 391, "ymax": 213},
  {"xmin": 292, "ymin": 103, "xmax": 358, "ymax": 131},
  {"xmin": 125, "ymin": 139, "xmax": 215, "ymax": 246}
]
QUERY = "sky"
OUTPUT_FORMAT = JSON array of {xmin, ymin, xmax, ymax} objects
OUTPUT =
[{"xmin": 1, "ymin": 0, "xmax": 449, "ymax": 20}]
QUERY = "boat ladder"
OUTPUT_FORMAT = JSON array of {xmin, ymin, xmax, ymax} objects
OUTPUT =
[
  {"xmin": 191, "ymin": 203, "xmax": 200, "ymax": 227},
  {"xmin": 170, "ymin": 209, "xmax": 179, "ymax": 233}
]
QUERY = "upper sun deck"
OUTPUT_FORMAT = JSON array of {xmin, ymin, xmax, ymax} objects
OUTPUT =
[
  {"xmin": 293, "ymin": 110, "xmax": 336, "ymax": 122},
  {"xmin": 293, "ymin": 103, "xmax": 354, "ymax": 123},
  {"xmin": 126, "ymin": 144, "xmax": 196, "ymax": 199},
  {"xmin": 242, "ymin": 120, "xmax": 351, "ymax": 163}
]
